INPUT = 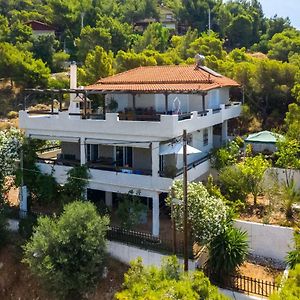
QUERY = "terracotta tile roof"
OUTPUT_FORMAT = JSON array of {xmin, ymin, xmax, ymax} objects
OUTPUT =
[{"xmin": 85, "ymin": 65, "xmax": 239, "ymax": 93}]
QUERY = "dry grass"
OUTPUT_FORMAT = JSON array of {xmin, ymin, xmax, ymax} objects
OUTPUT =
[{"xmin": 0, "ymin": 242, "xmax": 128, "ymax": 300}]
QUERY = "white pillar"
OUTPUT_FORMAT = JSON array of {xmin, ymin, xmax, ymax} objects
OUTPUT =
[
  {"xmin": 151, "ymin": 142, "xmax": 159, "ymax": 177},
  {"xmin": 105, "ymin": 191, "xmax": 113, "ymax": 207},
  {"xmin": 80, "ymin": 138, "xmax": 86, "ymax": 165},
  {"xmin": 222, "ymin": 120, "xmax": 228, "ymax": 143},
  {"xmin": 152, "ymin": 193, "xmax": 160, "ymax": 237}
]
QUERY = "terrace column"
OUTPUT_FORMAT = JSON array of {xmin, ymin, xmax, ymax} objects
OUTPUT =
[
  {"xmin": 164, "ymin": 93, "xmax": 168, "ymax": 114},
  {"xmin": 222, "ymin": 120, "xmax": 228, "ymax": 143},
  {"xmin": 80, "ymin": 137, "xmax": 86, "ymax": 165},
  {"xmin": 105, "ymin": 191, "xmax": 113, "ymax": 207},
  {"xmin": 152, "ymin": 193, "xmax": 160, "ymax": 237},
  {"xmin": 202, "ymin": 93, "xmax": 206, "ymax": 111},
  {"xmin": 151, "ymin": 142, "xmax": 159, "ymax": 177}
]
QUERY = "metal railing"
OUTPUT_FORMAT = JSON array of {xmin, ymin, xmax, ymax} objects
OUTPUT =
[
  {"xmin": 178, "ymin": 113, "xmax": 192, "ymax": 121},
  {"xmin": 107, "ymin": 226, "xmax": 193, "ymax": 258},
  {"xmin": 220, "ymin": 274, "xmax": 280, "ymax": 297}
]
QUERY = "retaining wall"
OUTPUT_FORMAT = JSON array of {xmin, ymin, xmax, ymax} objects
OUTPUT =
[
  {"xmin": 107, "ymin": 240, "xmax": 197, "ymax": 270},
  {"xmin": 264, "ymin": 168, "xmax": 300, "ymax": 190},
  {"xmin": 234, "ymin": 220, "xmax": 294, "ymax": 262}
]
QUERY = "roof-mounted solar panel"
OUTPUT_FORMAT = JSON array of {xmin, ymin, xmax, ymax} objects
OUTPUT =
[{"xmin": 200, "ymin": 66, "xmax": 223, "ymax": 77}]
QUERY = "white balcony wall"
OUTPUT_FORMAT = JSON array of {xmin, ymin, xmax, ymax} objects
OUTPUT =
[
  {"xmin": 37, "ymin": 163, "xmax": 173, "ymax": 196},
  {"xmin": 106, "ymin": 94, "xmax": 129, "ymax": 111},
  {"xmin": 219, "ymin": 87, "xmax": 230, "ymax": 104},
  {"xmin": 189, "ymin": 94, "xmax": 204, "ymax": 112},
  {"xmin": 19, "ymin": 104, "xmax": 241, "ymax": 142},
  {"xmin": 207, "ymin": 88, "xmax": 230, "ymax": 109},
  {"xmin": 175, "ymin": 159, "xmax": 210, "ymax": 182},
  {"xmin": 135, "ymin": 93, "xmax": 156, "ymax": 109}
]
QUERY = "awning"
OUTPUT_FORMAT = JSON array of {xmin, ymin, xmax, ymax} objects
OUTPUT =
[
  {"xmin": 159, "ymin": 143, "xmax": 201, "ymax": 155},
  {"xmin": 85, "ymin": 138, "xmax": 151, "ymax": 149},
  {"xmin": 29, "ymin": 134, "xmax": 80, "ymax": 143}
]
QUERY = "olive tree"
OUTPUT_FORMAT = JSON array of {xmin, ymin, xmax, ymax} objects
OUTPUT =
[
  {"xmin": 23, "ymin": 201, "xmax": 109, "ymax": 299},
  {"xmin": 238, "ymin": 155, "xmax": 270, "ymax": 205}
]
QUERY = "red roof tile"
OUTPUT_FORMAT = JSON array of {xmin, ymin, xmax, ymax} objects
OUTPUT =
[{"xmin": 85, "ymin": 65, "xmax": 239, "ymax": 93}]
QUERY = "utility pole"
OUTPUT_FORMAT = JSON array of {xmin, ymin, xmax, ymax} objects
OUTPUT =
[
  {"xmin": 183, "ymin": 129, "xmax": 188, "ymax": 271},
  {"xmin": 81, "ymin": 12, "xmax": 85, "ymax": 30},
  {"xmin": 208, "ymin": 8, "xmax": 211, "ymax": 32},
  {"xmin": 171, "ymin": 187, "xmax": 177, "ymax": 254}
]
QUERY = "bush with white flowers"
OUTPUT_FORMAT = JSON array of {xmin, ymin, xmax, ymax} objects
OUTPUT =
[
  {"xmin": 0, "ymin": 128, "xmax": 23, "ymax": 201},
  {"xmin": 166, "ymin": 180, "xmax": 228, "ymax": 245}
]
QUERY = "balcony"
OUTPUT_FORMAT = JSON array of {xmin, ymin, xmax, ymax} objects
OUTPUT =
[
  {"xmin": 19, "ymin": 102, "xmax": 241, "ymax": 141},
  {"xmin": 37, "ymin": 162, "xmax": 173, "ymax": 195}
]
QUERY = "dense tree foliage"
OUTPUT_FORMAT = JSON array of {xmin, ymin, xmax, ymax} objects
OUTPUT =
[
  {"xmin": 115, "ymin": 256, "xmax": 228, "ymax": 300},
  {"xmin": 23, "ymin": 201, "xmax": 109, "ymax": 299},
  {"xmin": 0, "ymin": 0, "xmax": 299, "ymax": 126}
]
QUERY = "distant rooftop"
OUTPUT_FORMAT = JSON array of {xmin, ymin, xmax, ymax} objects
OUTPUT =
[
  {"xmin": 85, "ymin": 65, "xmax": 239, "ymax": 93},
  {"xmin": 25, "ymin": 20, "xmax": 56, "ymax": 31},
  {"xmin": 245, "ymin": 131, "xmax": 284, "ymax": 144}
]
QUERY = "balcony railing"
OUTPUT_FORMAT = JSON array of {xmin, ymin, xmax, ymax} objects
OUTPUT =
[
  {"xmin": 37, "ymin": 157, "xmax": 152, "ymax": 176},
  {"xmin": 160, "ymin": 154, "xmax": 210, "ymax": 178}
]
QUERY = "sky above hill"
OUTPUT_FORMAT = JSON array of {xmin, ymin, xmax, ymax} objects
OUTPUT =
[
  {"xmin": 257, "ymin": 0, "xmax": 299, "ymax": 29},
  {"xmin": 223, "ymin": 0, "xmax": 299, "ymax": 29}
]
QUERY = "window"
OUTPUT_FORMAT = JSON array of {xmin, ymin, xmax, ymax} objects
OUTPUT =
[
  {"xmin": 116, "ymin": 146, "xmax": 133, "ymax": 168},
  {"xmin": 203, "ymin": 128, "xmax": 209, "ymax": 146},
  {"xmin": 86, "ymin": 144, "xmax": 99, "ymax": 161}
]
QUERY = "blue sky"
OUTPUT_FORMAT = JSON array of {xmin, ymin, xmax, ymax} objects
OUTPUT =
[
  {"xmin": 259, "ymin": 0, "xmax": 300, "ymax": 29},
  {"xmin": 223, "ymin": 0, "xmax": 300, "ymax": 29}
]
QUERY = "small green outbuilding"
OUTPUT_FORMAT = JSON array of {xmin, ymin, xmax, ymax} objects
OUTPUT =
[{"xmin": 245, "ymin": 130, "xmax": 284, "ymax": 153}]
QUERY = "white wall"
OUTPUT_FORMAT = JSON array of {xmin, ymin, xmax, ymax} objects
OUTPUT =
[
  {"xmin": 107, "ymin": 240, "xmax": 197, "ymax": 270},
  {"xmin": 106, "ymin": 94, "xmax": 129, "ymax": 112},
  {"xmin": 189, "ymin": 94, "xmax": 203, "ymax": 112},
  {"xmin": 234, "ymin": 220, "xmax": 294, "ymax": 262},
  {"xmin": 264, "ymin": 168, "xmax": 300, "ymax": 190},
  {"xmin": 19, "ymin": 104, "xmax": 241, "ymax": 142}
]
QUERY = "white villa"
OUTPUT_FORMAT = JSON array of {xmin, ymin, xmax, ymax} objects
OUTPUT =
[{"xmin": 19, "ymin": 61, "xmax": 241, "ymax": 236}]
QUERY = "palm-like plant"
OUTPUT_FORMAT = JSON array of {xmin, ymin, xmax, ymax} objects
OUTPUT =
[
  {"xmin": 282, "ymin": 180, "xmax": 300, "ymax": 219},
  {"xmin": 206, "ymin": 226, "xmax": 248, "ymax": 283}
]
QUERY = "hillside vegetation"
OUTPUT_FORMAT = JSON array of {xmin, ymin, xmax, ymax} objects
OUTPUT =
[{"xmin": 0, "ymin": 0, "xmax": 299, "ymax": 131}]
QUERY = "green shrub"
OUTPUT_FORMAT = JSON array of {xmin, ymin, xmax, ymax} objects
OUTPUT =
[
  {"xmin": 210, "ymin": 140, "xmax": 240, "ymax": 170},
  {"xmin": 287, "ymin": 232, "xmax": 300, "ymax": 268},
  {"xmin": 270, "ymin": 264, "xmax": 300, "ymax": 300},
  {"xmin": 23, "ymin": 201, "xmax": 109, "ymax": 299},
  {"xmin": 115, "ymin": 256, "xmax": 228, "ymax": 300},
  {"xmin": 219, "ymin": 166, "xmax": 249, "ymax": 203},
  {"xmin": 206, "ymin": 225, "xmax": 248, "ymax": 283},
  {"xmin": 7, "ymin": 111, "xmax": 18, "ymax": 119},
  {"xmin": 116, "ymin": 191, "xmax": 147, "ymax": 229}
]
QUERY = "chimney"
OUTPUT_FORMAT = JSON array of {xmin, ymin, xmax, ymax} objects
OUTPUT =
[
  {"xmin": 70, "ymin": 61, "xmax": 77, "ymax": 89},
  {"xmin": 68, "ymin": 61, "xmax": 79, "ymax": 114}
]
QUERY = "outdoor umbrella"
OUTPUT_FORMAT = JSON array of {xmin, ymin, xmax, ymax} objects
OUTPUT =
[{"xmin": 159, "ymin": 143, "xmax": 201, "ymax": 155}]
